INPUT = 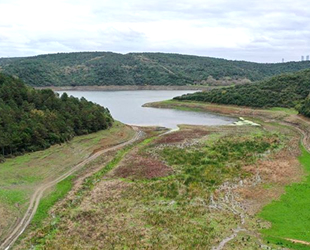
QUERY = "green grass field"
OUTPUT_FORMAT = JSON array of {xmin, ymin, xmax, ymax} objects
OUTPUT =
[{"xmin": 260, "ymin": 145, "xmax": 310, "ymax": 249}]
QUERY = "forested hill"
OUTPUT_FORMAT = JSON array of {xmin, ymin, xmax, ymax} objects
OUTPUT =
[
  {"xmin": 0, "ymin": 73, "xmax": 113, "ymax": 160},
  {"xmin": 1, "ymin": 52, "xmax": 310, "ymax": 86},
  {"xmin": 174, "ymin": 69, "xmax": 310, "ymax": 116}
]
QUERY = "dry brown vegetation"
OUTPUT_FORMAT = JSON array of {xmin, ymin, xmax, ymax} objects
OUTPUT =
[
  {"xmin": 155, "ymin": 128, "xmax": 209, "ymax": 144},
  {"xmin": 11, "ymin": 100, "xmax": 310, "ymax": 249},
  {"xmin": 111, "ymin": 151, "xmax": 173, "ymax": 180},
  {"xmin": 238, "ymin": 135, "xmax": 302, "ymax": 215},
  {"xmin": 110, "ymin": 127, "xmax": 211, "ymax": 180}
]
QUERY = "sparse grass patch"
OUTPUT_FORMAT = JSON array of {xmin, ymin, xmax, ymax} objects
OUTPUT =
[
  {"xmin": 160, "ymin": 133, "xmax": 280, "ymax": 196},
  {"xmin": 79, "ymin": 145, "xmax": 134, "ymax": 194},
  {"xmin": 268, "ymin": 107, "xmax": 298, "ymax": 115},
  {"xmin": 0, "ymin": 189, "xmax": 28, "ymax": 207}
]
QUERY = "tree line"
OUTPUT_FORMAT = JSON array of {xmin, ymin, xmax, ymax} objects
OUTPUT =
[{"xmin": 0, "ymin": 73, "xmax": 113, "ymax": 161}]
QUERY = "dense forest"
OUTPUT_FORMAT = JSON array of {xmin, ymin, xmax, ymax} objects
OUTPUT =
[
  {"xmin": 174, "ymin": 69, "xmax": 310, "ymax": 116},
  {"xmin": 0, "ymin": 73, "xmax": 113, "ymax": 161},
  {"xmin": 1, "ymin": 52, "xmax": 310, "ymax": 86}
]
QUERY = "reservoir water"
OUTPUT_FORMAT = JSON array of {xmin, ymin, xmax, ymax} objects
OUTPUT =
[{"xmin": 58, "ymin": 90, "xmax": 235, "ymax": 128}]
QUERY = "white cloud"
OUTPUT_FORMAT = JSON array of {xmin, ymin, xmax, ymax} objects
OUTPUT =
[{"xmin": 0, "ymin": 0, "xmax": 309, "ymax": 62}]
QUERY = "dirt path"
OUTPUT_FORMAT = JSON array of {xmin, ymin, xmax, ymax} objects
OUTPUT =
[
  {"xmin": 0, "ymin": 129, "xmax": 143, "ymax": 250},
  {"xmin": 285, "ymin": 238, "xmax": 310, "ymax": 246},
  {"xmin": 213, "ymin": 227, "xmax": 246, "ymax": 250}
]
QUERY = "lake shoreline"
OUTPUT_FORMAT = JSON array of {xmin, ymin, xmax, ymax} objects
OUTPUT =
[
  {"xmin": 35, "ymin": 85, "xmax": 211, "ymax": 91},
  {"xmin": 53, "ymin": 90, "xmax": 234, "ymax": 128}
]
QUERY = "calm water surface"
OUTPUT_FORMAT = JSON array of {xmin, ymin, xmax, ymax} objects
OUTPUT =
[{"xmin": 58, "ymin": 90, "xmax": 235, "ymax": 128}]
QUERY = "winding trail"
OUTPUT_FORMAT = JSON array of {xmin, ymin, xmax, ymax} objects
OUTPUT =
[
  {"xmin": 0, "ymin": 129, "xmax": 143, "ymax": 250},
  {"xmin": 213, "ymin": 227, "xmax": 246, "ymax": 250}
]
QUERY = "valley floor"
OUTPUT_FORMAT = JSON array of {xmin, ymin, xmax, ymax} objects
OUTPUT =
[{"xmin": 2, "ymin": 101, "xmax": 310, "ymax": 250}]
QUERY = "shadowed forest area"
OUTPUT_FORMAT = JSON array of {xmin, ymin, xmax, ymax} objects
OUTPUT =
[{"xmin": 0, "ymin": 73, "xmax": 113, "ymax": 160}]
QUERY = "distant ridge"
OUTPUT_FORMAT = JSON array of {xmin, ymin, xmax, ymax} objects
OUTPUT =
[{"xmin": 0, "ymin": 52, "xmax": 310, "ymax": 86}]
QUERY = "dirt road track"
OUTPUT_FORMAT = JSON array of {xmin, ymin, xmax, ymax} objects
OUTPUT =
[{"xmin": 0, "ymin": 129, "xmax": 142, "ymax": 250}]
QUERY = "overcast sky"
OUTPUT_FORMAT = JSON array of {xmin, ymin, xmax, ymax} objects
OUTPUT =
[{"xmin": 0, "ymin": 0, "xmax": 309, "ymax": 62}]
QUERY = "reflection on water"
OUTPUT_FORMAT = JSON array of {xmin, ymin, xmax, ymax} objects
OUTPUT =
[{"xmin": 57, "ymin": 90, "xmax": 235, "ymax": 128}]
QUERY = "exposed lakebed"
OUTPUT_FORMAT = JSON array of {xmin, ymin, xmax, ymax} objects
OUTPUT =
[{"xmin": 57, "ymin": 90, "xmax": 235, "ymax": 128}]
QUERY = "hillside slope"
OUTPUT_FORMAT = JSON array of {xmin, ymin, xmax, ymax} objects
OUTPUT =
[
  {"xmin": 1, "ymin": 52, "xmax": 310, "ymax": 86},
  {"xmin": 175, "ymin": 69, "xmax": 310, "ymax": 111},
  {"xmin": 0, "ymin": 73, "xmax": 113, "ymax": 159}
]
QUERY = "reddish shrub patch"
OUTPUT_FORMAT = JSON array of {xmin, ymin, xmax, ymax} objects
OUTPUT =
[
  {"xmin": 156, "ymin": 129, "xmax": 209, "ymax": 144},
  {"xmin": 113, "ymin": 154, "xmax": 173, "ymax": 180}
]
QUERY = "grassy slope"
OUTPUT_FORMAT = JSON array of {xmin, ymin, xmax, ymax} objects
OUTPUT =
[
  {"xmin": 259, "ymin": 145, "xmax": 310, "ymax": 250},
  {"xmin": 144, "ymin": 99, "xmax": 297, "ymax": 120},
  {"xmin": 0, "ymin": 122, "xmax": 134, "ymax": 242},
  {"xmin": 1, "ymin": 52, "xmax": 310, "ymax": 86}
]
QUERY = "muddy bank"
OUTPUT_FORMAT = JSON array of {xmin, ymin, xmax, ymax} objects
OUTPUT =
[{"xmin": 35, "ymin": 85, "xmax": 212, "ymax": 91}]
